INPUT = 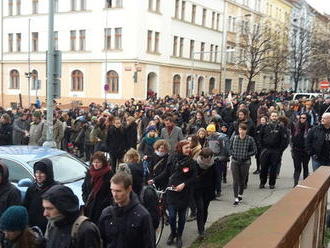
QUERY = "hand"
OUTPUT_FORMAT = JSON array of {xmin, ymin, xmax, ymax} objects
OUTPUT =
[
  {"xmin": 147, "ymin": 180, "xmax": 154, "ymax": 185},
  {"xmin": 175, "ymin": 183, "xmax": 185, "ymax": 192},
  {"xmin": 97, "ymin": 138, "xmax": 101, "ymax": 142},
  {"xmin": 143, "ymin": 155, "xmax": 148, "ymax": 160}
]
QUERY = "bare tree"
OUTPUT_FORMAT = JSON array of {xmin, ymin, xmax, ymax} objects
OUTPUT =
[{"xmin": 238, "ymin": 21, "xmax": 273, "ymax": 92}]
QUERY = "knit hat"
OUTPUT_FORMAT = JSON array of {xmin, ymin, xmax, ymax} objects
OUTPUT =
[
  {"xmin": 0, "ymin": 206, "xmax": 28, "ymax": 231},
  {"xmin": 33, "ymin": 111, "xmax": 42, "ymax": 118},
  {"xmin": 146, "ymin": 125, "xmax": 157, "ymax": 133},
  {"xmin": 206, "ymin": 124, "xmax": 216, "ymax": 132}
]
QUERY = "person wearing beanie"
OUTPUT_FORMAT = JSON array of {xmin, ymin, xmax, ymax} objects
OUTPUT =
[
  {"xmin": 0, "ymin": 162, "xmax": 21, "ymax": 217},
  {"xmin": 42, "ymin": 185, "xmax": 101, "ymax": 248},
  {"xmin": 23, "ymin": 158, "xmax": 59, "ymax": 233},
  {"xmin": 0, "ymin": 205, "xmax": 42, "ymax": 248},
  {"xmin": 138, "ymin": 125, "xmax": 161, "ymax": 158}
]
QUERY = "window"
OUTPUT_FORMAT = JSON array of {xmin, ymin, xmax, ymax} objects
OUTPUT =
[
  {"xmin": 181, "ymin": 1, "xmax": 185, "ymax": 20},
  {"xmin": 154, "ymin": 32, "xmax": 160, "ymax": 53},
  {"xmin": 209, "ymin": 78, "xmax": 215, "ymax": 94},
  {"xmin": 71, "ymin": 70, "xmax": 84, "ymax": 91},
  {"xmin": 0, "ymin": 159, "xmax": 32, "ymax": 182},
  {"xmin": 32, "ymin": 0, "xmax": 38, "ymax": 14},
  {"xmin": 173, "ymin": 75, "xmax": 181, "ymax": 95},
  {"xmin": 228, "ymin": 16, "xmax": 232, "ymax": 31},
  {"xmin": 10, "ymin": 70, "xmax": 20, "ymax": 89},
  {"xmin": 105, "ymin": 0, "xmax": 112, "ymax": 8},
  {"xmin": 70, "ymin": 30, "xmax": 76, "ymax": 51},
  {"xmin": 200, "ymin": 42, "xmax": 205, "ymax": 60},
  {"xmin": 32, "ymin": 32, "xmax": 38, "ymax": 52},
  {"xmin": 179, "ymin": 37, "xmax": 184, "ymax": 57},
  {"xmin": 8, "ymin": 0, "xmax": 13, "ymax": 16},
  {"xmin": 31, "ymin": 70, "xmax": 39, "ymax": 90},
  {"xmin": 192, "ymin": 4, "xmax": 196, "ymax": 24},
  {"xmin": 16, "ymin": 33, "xmax": 21, "ymax": 52},
  {"xmin": 212, "ymin": 12, "xmax": 215, "ymax": 29},
  {"xmin": 106, "ymin": 70, "xmax": 119, "ymax": 93},
  {"xmin": 173, "ymin": 36, "xmax": 178, "ymax": 56},
  {"xmin": 55, "ymin": 0, "xmax": 59, "ymax": 12},
  {"xmin": 215, "ymin": 45, "xmax": 218, "ymax": 62},
  {"xmin": 155, "ymin": 0, "xmax": 160, "ymax": 12},
  {"xmin": 8, "ymin": 34, "xmax": 13, "ymax": 52},
  {"xmin": 147, "ymin": 30, "xmax": 153, "ymax": 52},
  {"xmin": 104, "ymin": 28, "xmax": 111, "ymax": 50},
  {"xmin": 54, "ymin": 31, "xmax": 58, "ymax": 50},
  {"xmin": 148, "ymin": 0, "xmax": 153, "ymax": 11},
  {"xmin": 210, "ymin": 44, "xmax": 214, "ymax": 62},
  {"xmin": 71, "ymin": 0, "xmax": 76, "ymax": 11},
  {"xmin": 115, "ymin": 28, "xmax": 122, "ymax": 49},
  {"xmin": 202, "ymin": 8, "xmax": 207, "ymax": 26},
  {"xmin": 175, "ymin": 0, "xmax": 179, "ymax": 18},
  {"xmin": 81, "ymin": 0, "xmax": 86, "ymax": 10},
  {"xmin": 190, "ymin": 40, "xmax": 194, "ymax": 59},
  {"xmin": 16, "ymin": 0, "xmax": 21, "ymax": 15},
  {"xmin": 79, "ymin": 30, "xmax": 86, "ymax": 51},
  {"xmin": 216, "ymin": 13, "xmax": 220, "ymax": 30},
  {"xmin": 116, "ymin": 0, "xmax": 123, "ymax": 8},
  {"xmin": 232, "ymin": 17, "xmax": 236, "ymax": 32}
]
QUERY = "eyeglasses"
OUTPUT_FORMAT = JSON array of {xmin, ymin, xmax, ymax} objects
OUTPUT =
[{"xmin": 300, "ymin": 117, "xmax": 307, "ymax": 119}]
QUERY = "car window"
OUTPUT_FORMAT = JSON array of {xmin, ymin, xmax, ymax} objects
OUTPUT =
[
  {"xmin": 0, "ymin": 158, "xmax": 33, "ymax": 182},
  {"xmin": 41, "ymin": 155, "xmax": 87, "ymax": 183}
]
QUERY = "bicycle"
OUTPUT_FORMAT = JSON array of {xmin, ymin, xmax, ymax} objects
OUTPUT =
[{"xmin": 151, "ymin": 184, "xmax": 175, "ymax": 247}]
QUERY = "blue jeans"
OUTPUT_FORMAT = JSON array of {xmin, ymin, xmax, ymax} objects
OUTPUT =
[{"xmin": 167, "ymin": 205, "xmax": 187, "ymax": 236}]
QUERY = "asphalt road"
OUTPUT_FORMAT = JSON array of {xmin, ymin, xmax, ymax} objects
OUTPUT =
[{"xmin": 158, "ymin": 148, "xmax": 303, "ymax": 248}]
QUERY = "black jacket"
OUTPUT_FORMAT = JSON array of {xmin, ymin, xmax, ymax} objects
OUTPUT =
[
  {"xmin": 0, "ymin": 163, "xmax": 21, "ymax": 216},
  {"xmin": 106, "ymin": 126, "xmax": 128, "ymax": 156},
  {"xmin": 260, "ymin": 121, "xmax": 289, "ymax": 152},
  {"xmin": 306, "ymin": 124, "xmax": 330, "ymax": 163},
  {"xmin": 290, "ymin": 122, "xmax": 309, "ymax": 153},
  {"xmin": 220, "ymin": 107, "xmax": 235, "ymax": 124},
  {"xmin": 24, "ymin": 159, "xmax": 59, "ymax": 233},
  {"xmin": 127, "ymin": 162, "xmax": 144, "ymax": 196},
  {"xmin": 194, "ymin": 161, "xmax": 217, "ymax": 201},
  {"xmin": 147, "ymin": 153, "xmax": 169, "ymax": 190},
  {"xmin": 0, "ymin": 123, "xmax": 12, "ymax": 146},
  {"xmin": 82, "ymin": 171, "xmax": 113, "ymax": 224},
  {"xmin": 154, "ymin": 153, "xmax": 197, "ymax": 208},
  {"xmin": 98, "ymin": 193, "xmax": 155, "ymax": 248},
  {"xmin": 125, "ymin": 122, "xmax": 138, "ymax": 149}
]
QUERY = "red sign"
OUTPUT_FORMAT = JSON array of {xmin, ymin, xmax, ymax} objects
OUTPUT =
[{"xmin": 320, "ymin": 81, "xmax": 330, "ymax": 89}]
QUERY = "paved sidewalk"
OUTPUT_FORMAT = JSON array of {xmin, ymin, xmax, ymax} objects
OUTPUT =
[{"xmin": 158, "ymin": 149, "xmax": 298, "ymax": 247}]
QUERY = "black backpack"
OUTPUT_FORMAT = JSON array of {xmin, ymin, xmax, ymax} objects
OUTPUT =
[{"xmin": 139, "ymin": 185, "xmax": 160, "ymax": 229}]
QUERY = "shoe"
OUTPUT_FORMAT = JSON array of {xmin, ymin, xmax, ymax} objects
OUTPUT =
[
  {"xmin": 233, "ymin": 200, "xmax": 239, "ymax": 206},
  {"xmin": 216, "ymin": 191, "xmax": 221, "ymax": 198},
  {"xmin": 167, "ymin": 233, "xmax": 176, "ymax": 245},
  {"xmin": 238, "ymin": 196, "xmax": 243, "ymax": 202},
  {"xmin": 244, "ymin": 184, "xmax": 248, "ymax": 189},
  {"xmin": 198, "ymin": 232, "xmax": 205, "ymax": 240},
  {"xmin": 223, "ymin": 178, "xmax": 227, "ymax": 183},
  {"xmin": 269, "ymin": 185, "xmax": 275, "ymax": 189},
  {"xmin": 176, "ymin": 236, "xmax": 183, "ymax": 248},
  {"xmin": 259, "ymin": 184, "xmax": 265, "ymax": 189},
  {"xmin": 253, "ymin": 170, "xmax": 260, "ymax": 174},
  {"xmin": 186, "ymin": 214, "xmax": 197, "ymax": 222}
]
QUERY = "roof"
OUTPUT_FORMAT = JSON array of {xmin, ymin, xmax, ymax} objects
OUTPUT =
[{"xmin": 0, "ymin": 146, "xmax": 65, "ymax": 163}]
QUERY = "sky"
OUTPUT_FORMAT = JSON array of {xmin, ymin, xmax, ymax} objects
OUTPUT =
[{"xmin": 305, "ymin": 0, "xmax": 330, "ymax": 15}]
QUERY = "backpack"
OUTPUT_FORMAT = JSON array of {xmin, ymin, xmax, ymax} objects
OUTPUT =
[
  {"xmin": 71, "ymin": 216, "xmax": 102, "ymax": 248},
  {"xmin": 139, "ymin": 185, "xmax": 160, "ymax": 229},
  {"xmin": 117, "ymin": 163, "xmax": 132, "ymax": 175}
]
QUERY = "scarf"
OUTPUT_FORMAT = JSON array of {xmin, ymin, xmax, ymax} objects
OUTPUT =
[
  {"xmin": 45, "ymin": 215, "xmax": 65, "ymax": 239},
  {"xmin": 89, "ymin": 165, "xmax": 111, "ymax": 198},
  {"xmin": 197, "ymin": 156, "xmax": 215, "ymax": 170}
]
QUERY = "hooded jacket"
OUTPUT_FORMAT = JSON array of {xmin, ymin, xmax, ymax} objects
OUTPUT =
[
  {"xmin": 0, "ymin": 162, "xmax": 21, "ymax": 216},
  {"xmin": 42, "ymin": 185, "xmax": 101, "ymax": 248},
  {"xmin": 23, "ymin": 158, "xmax": 59, "ymax": 233},
  {"xmin": 98, "ymin": 192, "xmax": 155, "ymax": 248}
]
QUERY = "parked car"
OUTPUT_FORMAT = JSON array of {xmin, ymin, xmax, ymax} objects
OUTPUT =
[{"xmin": 0, "ymin": 146, "xmax": 88, "ymax": 204}]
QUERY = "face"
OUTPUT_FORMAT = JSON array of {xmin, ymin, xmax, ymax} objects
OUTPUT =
[
  {"xmin": 21, "ymin": 114, "xmax": 27, "ymax": 120},
  {"xmin": 157, "ymin": 145, "xmax": 166, "ymax": 153},
  {"xmin": 260, "ymin": 117, "xmax": 267, "ymax": 125},
  {"xmin": 111, "ymin": 182, "xmax": 131, "ymax": 207},
  {"xmin": 92, "ymin": 159, "xmax": 104, "ymax": 170},
  {"xmin": 164, "ymin": 120, "xmax": 172, "ymax": 127},
  {"xmin": 182, "ymin": 143, "xmax": 191, "ymax": 156},
  {"xmin": 198, "ymin": 131, "xmax": 206, "ymax": 139},
  {"xmin": 43, "ymin": 200, "xmax": 62, "ymax": 219},
  {"xmin": 269, "ymin": 106, "xmax": 275, "ymax": 112},
  {"xmin": 32, "ymin": 116, "xmax": 40, "ymax": 123},
  {"xmin": 114, "ymin": 119, "xmax": 121, "ymax": 128},
  {"xmin": 35, "ymin": 171, "xmax": 47, "ymax": 184},
  {"xmin": 221, "ymin": 126, "xmax": 228, "ymax": 133},
  {"xmin": 239, "ymin": 128, "xmax": 247, "ymax": 136},
  {"xmin": 196, "ymin": 112, "xmax": 203, "ymax": 120},
  {"xmin": 299, "ymin": 115, "xmax": 307, "ymax": 123},
  {"xmin": 211, "ymin": 110, "xmax": 217, "ymax": 116},
  {"xmin": 0, "ymin": 116, "xmax": 5, "ymax": 124},
  {"xmin": 238, "ymin": 112, "xmax": 246, "ymax": 120},
  {"xmin": 3, "ymin": 230, "xmax": 21, "ymax": 241},
  {"xmin": 270, "ymin": 113, "xmax": 278, "ymax": 121},
  {"xmin": 321, "ymin": 114, "xmax": 330, "ymax": 126},
  {"xmin": 149, "ymin": 130, "xmax": 156, "ymax": 137}
]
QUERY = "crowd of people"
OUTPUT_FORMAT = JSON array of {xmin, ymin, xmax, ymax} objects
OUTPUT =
[{"xmin": 0, "ymin": 91, "xmax": 330, "ymax": 248}]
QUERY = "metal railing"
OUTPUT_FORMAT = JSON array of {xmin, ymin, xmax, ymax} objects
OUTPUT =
[{"xmin": 225, "ymin": 166, "xmax": 330, "ymax": 248}]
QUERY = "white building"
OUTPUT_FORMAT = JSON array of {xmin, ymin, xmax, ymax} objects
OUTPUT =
[{"xmin": 0, "ymin": 0, "xmax": 225, "ymax": 108}]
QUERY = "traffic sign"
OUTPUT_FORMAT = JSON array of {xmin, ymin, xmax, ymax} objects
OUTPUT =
[{"xmin": 320, "ymin": 81, "xmax": 330, "ymax": 89}]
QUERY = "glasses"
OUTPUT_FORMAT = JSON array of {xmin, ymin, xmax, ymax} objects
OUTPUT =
[{"xmin": 300, "ymin": 117, "xmax": 307, "ymax": 119}]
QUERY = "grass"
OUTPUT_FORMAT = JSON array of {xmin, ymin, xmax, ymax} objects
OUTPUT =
[
  {"xmin": 324, "ymin": 228, "xmax": 330, "ymax": 247},
  {"xmin": 189, "ymin": 206, "xmax": 271, "ymax": 248}
]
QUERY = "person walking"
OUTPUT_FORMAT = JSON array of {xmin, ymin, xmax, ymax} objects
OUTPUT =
[
  {"xmin": 82, "ymin": 152, "xmax": 113, "ymax": 224},
  {"xmin": 229, "ymin": 124, "xmax": 257, "ymax": 206},
  {"xmin": 28, "ymin": 112, "xmax": 46, "ymax": 146},
  {"xmin": 160, "ymin": 115, "xmax": 184, "ymax": 153},
  {"xmin": 24, "ymin": 158, "xmax": 59, "ymax": 233},
  {"xmin": 98, "ymin": 172, "xmax": 155, "ymax": 248},
  {"xmin": 42, "ymin": 185, "xmax": 102, "ymax": 248},
  {"xmin": 12, "ymin": 112, "xmax": 30, "ymax": 145},
  {"xmin": 0, "ymin": 114, "xmax": 13, "ymax": 146}
]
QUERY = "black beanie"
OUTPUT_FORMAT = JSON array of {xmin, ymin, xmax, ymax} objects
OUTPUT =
[{"xmin": 42, "ymin": 185, "xmax": 79, "ymax": 216}]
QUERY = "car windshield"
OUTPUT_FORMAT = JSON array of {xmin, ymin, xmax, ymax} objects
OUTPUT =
[{"xmin": 28, "ymin": 154, "xmax": 87, "ymax": 184}]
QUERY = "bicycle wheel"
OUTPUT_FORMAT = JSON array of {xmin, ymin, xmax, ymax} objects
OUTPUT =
[{"xmin": 155, "ymin": 212, "xmax": 165, "ymax": 246}]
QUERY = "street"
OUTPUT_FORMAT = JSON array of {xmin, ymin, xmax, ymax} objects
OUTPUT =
[{"xmin": 158, "ymin": 148, "xmax": 301, "ymax": 248}]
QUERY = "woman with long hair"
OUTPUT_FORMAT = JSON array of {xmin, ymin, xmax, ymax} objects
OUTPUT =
[{"xmin": 82, "ymin": 152, "xmax": 113, "ymax": 223}]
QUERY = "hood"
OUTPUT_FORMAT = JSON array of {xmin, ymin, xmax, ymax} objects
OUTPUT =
[
  {"xmin": 42, "ymin": 185, "xmax": 79, "ymax": 217},
  {"xmin": 0, "ymin": 161, "xmax": 9, "ymax": 185},
  {"xmin": 33, "ymin": 158, "xmax": 55, "ymax": 187}
]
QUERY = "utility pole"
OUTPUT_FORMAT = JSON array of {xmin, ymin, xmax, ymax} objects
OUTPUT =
[
  {"xmin": 43, "ymin": 0, "xmax": 56, "ymax": 148},
  {"xmin": 26, "ymin": 18, "xmax": 31, "ymax": 108}
]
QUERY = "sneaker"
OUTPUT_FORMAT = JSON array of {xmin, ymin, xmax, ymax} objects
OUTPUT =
[
  {"xmin": 269, "ymin": 185, "xmax": 275, "ymax": 189},
  {"xmin": 253, "ymin": 170, "xmax": 260, "ymax": 174},
  {"xmin": 167, "ymin": 233, "xmax": 176, "ymax": 245},
  {"xmin": 176, "ymin": 236, "xmax": 183, "ymax": 248},
  {"xmin": 198, "ymin": 232, "xmax": 205, "ymax": 240},
  {"xmin": 238, "ymin": 196, "xmax": 243, "ymax": 202},
  {"xmin": 233, "ymin": 200, "xmax": 239, "ymax": 206},
  {"xmin": 259, "ymin": 184, "xmax": 265, "ymax": 189},
  {"xmin": 216, "ymin": 191, "xmax": 221, "ymax": 198}
]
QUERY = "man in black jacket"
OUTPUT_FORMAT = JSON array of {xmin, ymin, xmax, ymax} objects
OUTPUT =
[
  {"xmin": 24, "ymin": 158, "xmax": 59, "ymax": 233},
  {"xmin": 0, "ymin": 162, "xmax": 21, "ymax": 216},
  {"xmin": 42, "ymin": 185, "xmax": 102, "ymax": 248},
  {"xmin": 306, "ymin": 112, "xmax": 330, "ymax": 171},
  {"xmin": 259, "ymin": 111, "xmax": 289, "ymax": 189},
  {"xmin": 99, "ymin": 172, "xmax": 155, "ymax": 248}
]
